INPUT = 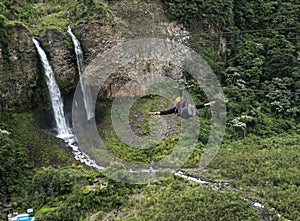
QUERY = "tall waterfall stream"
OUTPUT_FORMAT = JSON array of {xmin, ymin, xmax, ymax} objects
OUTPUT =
[{"xmin": 67, "ymin": 26, "xmax": 94, "ymax": 121}]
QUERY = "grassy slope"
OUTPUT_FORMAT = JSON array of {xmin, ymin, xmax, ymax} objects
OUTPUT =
[
  {"xmin": 0, "ymin": 112, "xmax": 79, "ymax": 219},
  {"xmin": 93, "ymin": 97, "xmax": 300, "ymax": 221},
  {"xmin": 0, "ymin": 0, "xmax": 113, "ymax": 35},
  {"xmin": 99, "ymin": 134, "xmax": 299, "ymax": 221},
  {"xmin": 1, "ymin": 113, "xmax": 76, "ymax": 168},
  {"xmin": 206, "ymin": 134, "xmax": 300, "ymax": 220}
]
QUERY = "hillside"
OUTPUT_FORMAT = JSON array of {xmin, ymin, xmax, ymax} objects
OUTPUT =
[{"xmin": 0, "ymin": 0, "xmax": 299, "ymax": 220}]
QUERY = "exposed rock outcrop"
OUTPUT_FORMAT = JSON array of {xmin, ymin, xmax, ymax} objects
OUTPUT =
[
  {"xmin": 39, "ymin": 28, "xmax": 77, "ymax": 94},
  {"xmin": 76, "ymin": 0, "xmax": 189, "ymax": 97},
  {"xmin": 0, "ymin": 0, "xmax": 189, "ymax": 112},
  {"xmin": 0, "ymin": 22, "xmax": 38, "ymax": 112}
]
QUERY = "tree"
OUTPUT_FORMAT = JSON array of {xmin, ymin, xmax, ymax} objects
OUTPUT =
[{"xmin": 0, "ymin": 133, "xmax": 30, "ymax": 205}]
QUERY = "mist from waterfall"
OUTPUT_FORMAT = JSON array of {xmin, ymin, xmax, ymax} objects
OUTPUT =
[
  {"xmin": 32, "ymin": 38, "xmax": 72, "ymax": 138},
  {"xmin": 67, "ymin": 26, "xmax": 94, "ymax": 120}
]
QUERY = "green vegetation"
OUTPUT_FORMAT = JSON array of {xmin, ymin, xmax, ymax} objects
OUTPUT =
[
  {"xmin": 206, "ymin": 134, "xmax": 300, "ymax": 220},
  {"xmin": 0, "ymin": 112, "xmax": 77, "ymax": 218},
  {"xmin": 25, "ymin": 166, "xmax": 140, "ymax": 221},
  {"xmin": 0, "ymin": 0, "xmax": 113, "ymax": 35},
  {"xmin": 89, "ymin": 96, "xmax": 299, "ymax": 220},
  {"xmin": 111, "ymin": 176, "xmax": 262, "ymax": 221},
  {"xmin": 95, "ymin": 95, "xmax": 214, "ymax": 168},
  {"xmin": 0, "ymin": 14, "xmax": 9, "ymax": 63},
  {"xmin": 96, "ymin": 96, "xmax": 178, "ymax": 164},
  {"xmin": 0, "ymin": 0, "xmax": 299, "ymax": 220},
  {"xmin": 2, "ymin": 113, "xmax": 74, "ymax": 168},
  {"xmin": 162, "ymin": 0, "xmax": 300, "ymax": 120}
]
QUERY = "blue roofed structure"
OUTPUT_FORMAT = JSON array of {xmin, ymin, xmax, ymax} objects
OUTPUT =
[
  {"xmin": 16, "ymin": 214, "xmax": 34, "ymax": 221},
  {"xmin": 8, "ymin": 213, "xmax": 35, "ymax": 221}
]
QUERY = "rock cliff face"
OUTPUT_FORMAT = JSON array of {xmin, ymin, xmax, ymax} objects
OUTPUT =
[
  {"xmin": 72, "ymin": 0, "xmax": 189, "ymax": 97},
  {"xmin": 0, "ymin": 22, "xmax": 38, "ymax": 112},
  {"xmin": 39, "ymin": 29, "xmax": 77, "ymax": 94},
  {"xmin": 0, "ymin": 0, "xmax": 188, "ymax": 112}
]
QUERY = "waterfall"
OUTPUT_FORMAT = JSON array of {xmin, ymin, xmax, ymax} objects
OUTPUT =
[
  {"xmin": 32, "ymin": 38, "xmax": 72, "ymax": 138},
  {"xmin": 33, "ymin": 38, "xmax": 103, "ymax": 170},
  {"xmin": 67, "ymin": 26, "xmax": 94, "ymax": 120}
]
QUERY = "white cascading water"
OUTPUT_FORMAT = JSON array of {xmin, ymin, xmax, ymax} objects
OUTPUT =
[
  {"xmin": 32, "ymin": 38, "xmax": 72, "ymax": 138},
  {"xmin": 67, "ymin": 26, "xmax": 94, "ymax": 120},
  {"xmin": 33, "ymin": 38, "xmax": 102, "ymax": 169}
]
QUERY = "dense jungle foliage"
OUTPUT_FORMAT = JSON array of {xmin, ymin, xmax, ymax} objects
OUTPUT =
[
  {"xmin": 0, "ymin": 0, "xmax": 113, "ymax": 35},
  {"xmin": 0, "ymin": 0, "xmax": 299, "ymax": 220}
]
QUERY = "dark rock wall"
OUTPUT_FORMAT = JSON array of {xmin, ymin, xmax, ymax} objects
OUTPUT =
[
  {"xmin": 0, "ymin": 0, "xmax": 188, "ymax": 112},
  {"xmin": 0, "ymin": 23, "xmax": 38, "ymax": 112}
]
